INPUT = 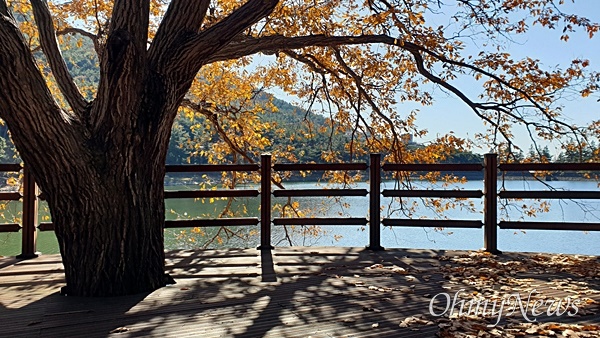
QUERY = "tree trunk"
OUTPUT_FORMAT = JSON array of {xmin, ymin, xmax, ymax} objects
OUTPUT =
[
  {"xmin": 0, "ymin": 19, "xmax": 179, "ymax": 295},
  {"xmin": 0, "ymin": 0, "xmax": 278, "ymax": 297},
  {"xmin": 47, "ymin": 158, "xmax": 172, "ymax": 296},
  {"xmin": 44, "ymin": 145, "xmax": 174, "ymax": 297}
]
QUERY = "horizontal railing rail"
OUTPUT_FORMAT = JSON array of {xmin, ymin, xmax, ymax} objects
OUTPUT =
[
  {"xmin": 382, "ymin": 219, "xmax": 483, "ymax": 228},
  {"xmin": 379, "ymin": 157, "xmax": 493, "ymax": 250},
  {"xmin": 165, "ymin": 164, "xmax": 260, "ymax": 172},
  {"xmin": 272, "ymin": 217, "xmax": 368, "ymax": 226},
  {"xmin": 0, "ymin": 192, "xmax": 22, "ymax": 200},
  {"xmin": 0, "ymin": 164, "xmax": 23, "ymax": 172},
  {"xmin": 273, "ymin": 189, "xmax": 368, "ymax": 197},
  {"xmin": 499, "ymin": 163, "xmax": 599, "ymax": 171},
  {"xmin": 165, "ymin": 189, "xmax": 260, "ymax": 199},
  {"xmin": 498, "ymin": 221, "xmax": 600, "ymax": 231},
  {"xmin": 381, "ymin": 163, "xmax": 484, "ymax": 171},
  {"xmin": 0, "ymin": 223, "xmax": 21, "ymax": 232},
  {"xmin": 165, "ymin": 218, "xmax": 260, "ymax": 228},
  {"xmin": 499, "ymin": 190, "xmax": 600, "ymax": 199},
  {"xmin": 273, "ymin": 163, "xmax": 368, "ymax": 171},
  {"xmin": 497, "ymin": 161, "xmax": 600, "ymax": 234},
  {"xmin": 382, "ymin": 189, "xmax": 484, "ymax": 198},
  {"xmin": 2, "ymin": 154, "xmax": 599, "ymax": 257}
]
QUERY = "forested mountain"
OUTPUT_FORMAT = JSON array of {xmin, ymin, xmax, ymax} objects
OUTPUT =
[
  {"xmin": 249, "ymin": 94, "xmax": 353, "ymax": 163},
  {"xmin": 165, "ymin": 92, "xmax": 352, "ymax": 165}
]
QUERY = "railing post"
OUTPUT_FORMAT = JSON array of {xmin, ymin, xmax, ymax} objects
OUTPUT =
[
  {"xmin": 483, "ymin": 153, "xmax": 500, "ymax": 254},
  {"xmin": 367, "ymin": 153, "xmax": 384, "ymax": 250},
  {"xmin": 17, "ymin": 166, "xmax": 38, "ymax": 259},
  {"xmin": 258, "ymin": 154, "xmax": 273, "ymax": 250}
]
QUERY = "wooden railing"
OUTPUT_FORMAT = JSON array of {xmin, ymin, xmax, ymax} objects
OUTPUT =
[
  {"xmin": 1, "ymin": 154, "xmax": 599, "ymax": 258},
  {"xmin": 498, "ymin": 162, "xmax": 600, "ymax": 232},
  {"xmin": 164, "ymin": 163, "xmax": 261, "ymax": 230},
  {"xmin": 0, "ymin": 164, "xmax": 34, "ymax": 258}
]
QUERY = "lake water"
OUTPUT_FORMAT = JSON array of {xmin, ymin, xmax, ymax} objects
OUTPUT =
[
  {"xmin": 270, "ymin": 179, "xmax": 600, "ymax": 255},
  {"xmin": 0, "ymin": 179, "xmax": 598, "ymax": 256}
]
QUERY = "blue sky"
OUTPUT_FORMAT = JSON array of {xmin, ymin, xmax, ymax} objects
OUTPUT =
[
  {"xmin": 256, "ymin": 2, "xmax": 600, "ymax": 155},
  {"xmin": 413, "ymin": 1, "xmax": 600, "ymax": 154}
]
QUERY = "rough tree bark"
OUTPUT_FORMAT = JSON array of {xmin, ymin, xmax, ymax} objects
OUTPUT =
[{"xmin": 0, "ymin": 0, "xmax": 279, "ymax": 296}]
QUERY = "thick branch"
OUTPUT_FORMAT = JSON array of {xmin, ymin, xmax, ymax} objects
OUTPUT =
[
  {"xmin": 0, "ymin": 0, "xmax": 8, "ymax": 15},
  {"xmin": 408, "ymin": 49, "xmax": 514, "ymax": 146},
  {"xmin": 143, "ymin": 0, "xmax": 279, "ymax": 137},
  {"xmin": 0, "ymin": 5, "xmax": 86, "ymax": 180},
  {"xmin": 91, "ymin": 0, "xmax": 150, "ymax": 132},
  {"xmin": 148, "ymin": 0, "xmax": 210, "ymax": 65},
  {"xmin": 0, "ymin": 5, "xmax": 62, "ymax": 126},
  {"xmin": 57, "ymin": 27, "xmax": 96, "ymax": 41},
  {"xmin": 109, "ymin": 0, "xmax": 150, "ymax": 40},
  {"xmin": 207, "ymin": 34, "xmax": 399, "ymax": 63},
  {"xmin": 209, "ymin": 33, "xmax": 582, "ymax": 144},
  {"xmin": 31, "ymin": 0, "xmax": 88, "ymax": 116},
  {"xmin": 160, "ymin": 0, "xmax": 278, "ymax": 81}
]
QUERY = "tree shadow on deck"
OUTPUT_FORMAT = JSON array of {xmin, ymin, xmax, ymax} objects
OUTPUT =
[
  {"xmin": 0, "ymin": 248, "xmax": 444, "ymax": 337},
  {"xmin": 1, "ymin": 248, "xmax": 599, "ymax": 337}
]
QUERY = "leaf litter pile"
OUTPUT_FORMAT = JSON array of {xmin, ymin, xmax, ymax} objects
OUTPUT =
[{"xmin": 346, "ymin": 251, "xmax": 600, "ymax": 337}]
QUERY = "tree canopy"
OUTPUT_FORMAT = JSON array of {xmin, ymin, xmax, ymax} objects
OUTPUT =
[{"xmin": 3, "ymin": 0, "xmax": 599, "ymax": 166}]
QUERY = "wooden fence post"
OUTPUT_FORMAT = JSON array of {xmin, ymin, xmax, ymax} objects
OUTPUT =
[
  {"xmin": 484, "ymin": 153, "xmax": 500, "ymax": 254},
  {"xmin": 17, "ymin": 166, "xmax": 38, "ymax": 259},
  {"xmin": 258, "ymin": 154, "xmax": 273, "ymax": 250},
  {"xmin": 367, "ymin": 153, "xmax": 384, "ymax": 250}
]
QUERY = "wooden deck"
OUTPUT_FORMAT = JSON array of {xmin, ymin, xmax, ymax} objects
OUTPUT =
[{"xmin": 1, "ymin": 247, "xmax": 599, "ymax": 337}]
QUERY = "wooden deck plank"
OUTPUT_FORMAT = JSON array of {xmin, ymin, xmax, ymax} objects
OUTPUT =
[{"xmin": 1, "ymin": 247, "xmax": 599, "ymax": 337}]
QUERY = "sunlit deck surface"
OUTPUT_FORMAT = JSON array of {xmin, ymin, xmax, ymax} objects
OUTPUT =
[{"xmin": 1, "ymin": 247, "xmax": 599, "ymax": 337}]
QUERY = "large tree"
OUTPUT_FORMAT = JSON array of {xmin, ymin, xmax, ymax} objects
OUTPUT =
[{"xmin": 0, "ymin": 0, "xmax": 597, "ymax": 296}]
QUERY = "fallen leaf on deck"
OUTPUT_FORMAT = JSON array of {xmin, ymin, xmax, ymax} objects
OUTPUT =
[
  {"xmin": 110, "ymin": 327, "xmax": 130, "ymax": 333},
  {"xmin": 367, "ymin": 264, "xmax": 384, "ymax": 269}
]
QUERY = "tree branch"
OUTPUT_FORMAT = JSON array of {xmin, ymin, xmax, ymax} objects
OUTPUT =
[
  {"xmin": 55, "ymin": 26, "xmax": 97, "ymax": 45},
  {"xmin": 109, "ymin": 0, "xmax": 149, "ymax": 41},
  {"xmin": 0, "ymin": 0, "xmax": 8, "ymax": 15},
  {"xmin": 56, "ymin": 27, "xmax": 101, "ymax": 55},
  {"xmin": 207, "ymin": 34, "xmax": 398, "ymax": 63},
  {"xmin": 283, "ymin": 49, "xmax": 384, "ymax": 157},
  {"xmin": 148, "ymin": 0, "xmax": 210, "ymax": 66},
  {"xmin": 208, "ymin": 33, "xmax": 583, "ymax": 145},
  {"xmin": 163, "ymin": 0, "xmax": 279, "ymax": 81},
  {"xmin": 31, "ymin": 0, "xmax": 88, "ymax": 116},
  {"xmin": 141, "ymin": 0, "xmax": 279, "ymax": 136},
  {"xmin": 408, "ymin": 49, "xmax": 514, "ymax": 148},
  {"xmin": 181, "ymin": 98, "xmax": 288, "ymax": 191},
  {"xmin": 332, "ymin": 47, "xmax": 403, "ymax": 153},
  {"xmin": 91, "ymin": 0, "xmax": 150, "ymax": 132},
  {"xmin": 181, "ymin": 98, "xmax": 256, "ymax": 164},
  {"xmin": 0, "ymin": 3, "xmax": 86, "ymax": 179}
]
